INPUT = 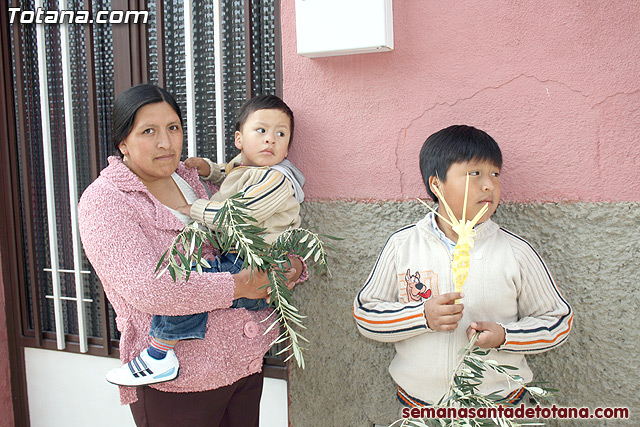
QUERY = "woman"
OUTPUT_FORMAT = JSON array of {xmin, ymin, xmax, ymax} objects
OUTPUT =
[{"xmin": 78, "ymin": 84, "xmax": 304, "ymax": 426}]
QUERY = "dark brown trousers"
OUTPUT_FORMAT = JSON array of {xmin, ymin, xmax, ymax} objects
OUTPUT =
[{"xmin": 129, "ymin": 372, "xmax": 264, "ymax": 427}]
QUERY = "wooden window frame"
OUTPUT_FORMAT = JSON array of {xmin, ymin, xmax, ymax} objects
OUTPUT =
[{"xmin": 0, "ymin": 1, "xmax": 285, "ymax": 424}]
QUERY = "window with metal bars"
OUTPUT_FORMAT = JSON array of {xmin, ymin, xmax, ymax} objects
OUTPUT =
[{"xmin": 6, "ymin": 0, "xmax": 285, "ymax": 377}]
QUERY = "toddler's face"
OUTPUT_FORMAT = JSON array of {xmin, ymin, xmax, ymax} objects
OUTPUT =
[
  {"xmin": 431, "ymin": 159, "xmax": 501, "ymax": 224},
  {"xmin": 235, "ymin": 108, "xmax": 291, "ymax": 167}
]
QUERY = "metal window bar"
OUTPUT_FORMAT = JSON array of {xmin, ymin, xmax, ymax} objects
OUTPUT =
[
  {"xmin": 58, "ymin": 0, "xmax": 89, "ymax": 353},
  {"xmin": 183, "ymin": 0, "xmax": 196, "ymax": 157},
  {"xmin": 35, "ymin": 0, "xmax": 65, "ymax": 351},
  {"xmin": 243, "ymin": 0, "xmax": 254, "ymax": 99},
  {"xmin": 213, "ymin": 0, "xmax": 226, "ymax": 163},
  {"xmin": 82, "ymin": 0, "xmax": 113, "ymax": 356},
  {"xmin": 182, "ymin": 0, "xmax": 226, "ymax": 162}
]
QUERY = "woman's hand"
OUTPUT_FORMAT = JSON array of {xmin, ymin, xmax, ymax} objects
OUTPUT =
[
  {"xmin": 265, "ymin": 255, "xmax": 303, "ymax": 303},
  {"xmin": 232, "ymin": 255, "xmax": 301, "ymax": 301},
  {"xmin": 285, "ymin": 255, "xmax": 303, "ymax": 283},
  {"xmin": 232, "ymin": 268, "xmax": 271, "ymax": 300}
]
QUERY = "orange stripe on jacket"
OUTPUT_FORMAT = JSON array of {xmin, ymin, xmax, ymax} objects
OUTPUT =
[
  {"xmin": 504, "ymin": 314, "xmax": 573, "ymax": 346},
  {"xmin": 352, "ymin": 307, "xmax": 424, "ymax": 325},
  {"xmin": 502, "ymin": 387, "xmax": 526, "ymax": 404}
]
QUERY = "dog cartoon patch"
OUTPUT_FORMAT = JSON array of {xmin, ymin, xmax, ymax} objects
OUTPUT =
[{"xmin": 398, "ymin": 269, "xmax": 438, "ymax": 303}]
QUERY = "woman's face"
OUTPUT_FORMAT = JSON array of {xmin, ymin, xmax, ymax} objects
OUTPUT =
[{"xmin": 118, "ymin": 101, "xmax": 183, "ymax": 184}]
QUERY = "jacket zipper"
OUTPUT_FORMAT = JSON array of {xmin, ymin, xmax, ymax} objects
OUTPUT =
[
  {"xmin": 425, "ymin": 215, "xmax": 466, "ymax": 391},
  {"xmin": 447, "ymin": 249, "xmax": 456, "ymax": 383},
  {"xmin": 433, "ymin": 234, "xmax": 456, "ymax": 385}
]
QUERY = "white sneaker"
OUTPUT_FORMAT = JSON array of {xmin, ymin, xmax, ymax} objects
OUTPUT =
[{"xmin": 106, "ymin": 349, "xmax": 180, "ymax": 387}]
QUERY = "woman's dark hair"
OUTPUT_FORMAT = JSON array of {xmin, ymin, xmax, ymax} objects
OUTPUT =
[
  {"xmin": 112, "ymin": 84, "xmax": 183, "ymax": 156},
  {"xmin": 419, "ymin": 125, "xmax": 503, "ymax": 202},
  {"xmin": 234, "ymin": 94, "xmax": 295, "ymax": 144}
]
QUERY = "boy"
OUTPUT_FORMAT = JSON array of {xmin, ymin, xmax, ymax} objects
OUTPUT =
[
  {"xmin": 353, "ymin": 125, "xmax": 573, "ymax": 407},
  {"xmin": 107, "ymin": 95, "xmax": 306, "ymax": 387}
]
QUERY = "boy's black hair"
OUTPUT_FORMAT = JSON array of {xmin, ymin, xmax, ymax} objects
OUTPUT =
[
  {"xmin": 234, "ymin": 94, "xmax": 295, "ymax": 144},
  {"xmin": 419, "ymin": 125, "xmax": 503, "ymax": 202},
  {"xmin": 112, "ymin": 84, "xmax": 183, "ymax": 156}
]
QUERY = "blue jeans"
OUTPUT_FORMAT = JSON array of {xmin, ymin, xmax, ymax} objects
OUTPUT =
[{"xmin": 149, "ymin": 252, "xmax": 269, "ymax": 341}]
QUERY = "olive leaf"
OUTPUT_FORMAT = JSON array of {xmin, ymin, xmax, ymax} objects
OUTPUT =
[{"xmin": 155, "ymin": 191, "xmax": 340, "ymax": 368}]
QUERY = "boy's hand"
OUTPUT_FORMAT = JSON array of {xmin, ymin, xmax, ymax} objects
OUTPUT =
[
  {"xmin": 184, "ymin": 157, "xmax": 211, "ymax": 177},
  {"xmin": 466, "ymin": 321, "xmax": 506, "ymax": 348},
  {"xmin": 176, "ymin": 204, "xmax": 192, "ymax": 216},
  {"xmin": 424, "ymin": 292, "xmax": 464, "ymax": 332}
]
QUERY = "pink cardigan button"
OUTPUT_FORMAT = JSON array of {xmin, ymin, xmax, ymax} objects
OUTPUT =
[
  {"xmin": 248, "ymin": 358, "xmax": 262, "ymax": 371},
  {"xmin": 243, "ymin": 321, "xmax": 258, "ymax": 338}
]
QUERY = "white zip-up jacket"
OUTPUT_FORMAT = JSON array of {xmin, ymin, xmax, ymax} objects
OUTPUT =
[{"xmin": 353, "ymin": 212, "xmax": 573, "ymax": 404}]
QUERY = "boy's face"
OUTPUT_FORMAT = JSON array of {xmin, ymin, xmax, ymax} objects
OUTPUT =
[
  {"xmin": 235, "ymin": 108, "xmax": 291, "ymax": 167},
  {"xmin": 429, "ymin": 159, "xmax": 501, "ymax": 225}
]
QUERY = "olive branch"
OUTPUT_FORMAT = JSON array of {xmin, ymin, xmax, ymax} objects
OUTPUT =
[
  {"xmin": 391, "ymin": 332, "xmax": 557, "ymax": 427},
  {"xmin": 155, "ymin": 192, "xmax": 340, "ymax": 368}
]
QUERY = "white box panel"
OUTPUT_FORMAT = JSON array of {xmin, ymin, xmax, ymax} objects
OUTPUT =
[{"xmin": 295, "ymin": 0, "xmax": 394, "ymax": 58}]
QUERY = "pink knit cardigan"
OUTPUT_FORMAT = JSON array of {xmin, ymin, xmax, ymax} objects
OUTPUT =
[{"xmin": 78, "ymin": 157, "xmax": 296, "ymax": 405}]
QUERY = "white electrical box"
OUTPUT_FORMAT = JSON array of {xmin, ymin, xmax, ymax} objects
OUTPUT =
[{"xmin": 295, "ymin": 0, "xmax": 394, "ymax": 58}]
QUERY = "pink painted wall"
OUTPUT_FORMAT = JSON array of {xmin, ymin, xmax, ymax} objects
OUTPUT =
[{"xmin": 281, "ymin": 1, "xmax": 640, "ymax": 202}]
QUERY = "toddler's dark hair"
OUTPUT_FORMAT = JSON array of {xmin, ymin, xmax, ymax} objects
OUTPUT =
[{"xmin": 234, "ymin": 94, "xmax": 294, "ymax": 144}]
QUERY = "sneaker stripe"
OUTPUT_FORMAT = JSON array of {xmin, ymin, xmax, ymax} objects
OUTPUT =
[
  {"xmin": 128, "ymin": 361, "xmax": 140, "ymax": 377},
  {"xmin": 131, "ymin": 357, "xmax": 141, "ymax": 373},
  {"xmin": 128, "ymin": 355, "xmax": 154, "ymax": 376},
  {"xmin": 137, "ymin": 356, "xmax": 148, "ymax": 371},
  {"xmin": 141, "ymin": 357, "xmax": 153, "ymax": 375}
]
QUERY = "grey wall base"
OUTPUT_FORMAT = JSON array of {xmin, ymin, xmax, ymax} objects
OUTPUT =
[{"xmin": 288, "ymin": 201, "xmax": 639, "ymax": 427}]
